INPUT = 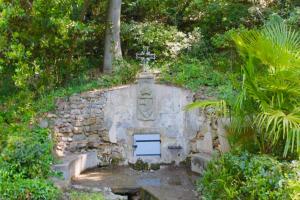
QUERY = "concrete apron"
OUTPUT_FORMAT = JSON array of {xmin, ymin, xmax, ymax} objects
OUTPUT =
[{"xmin": 72, "ymin": 166, "xmax": 199, "ymax": 200}]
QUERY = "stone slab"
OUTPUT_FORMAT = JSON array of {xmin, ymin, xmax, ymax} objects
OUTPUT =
[
  {"xmin": 191, "ymin": 153, "xmax": 212, "ymax": 174},
  {"xmin": 52, "ymin": 151, "xmax": 100, "ymax": 185}
]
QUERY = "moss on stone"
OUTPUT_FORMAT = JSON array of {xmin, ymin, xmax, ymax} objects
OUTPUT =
[
  {"xmin": 179, "ymin": 157, "xmax": 191, "ymax": 168},
  {"xmin": 150, "ymin": 163, "xmax": 160, "ymax": 170},
  {"xmin": 129, "ymin": 159, "xmax": 147, "ymax": 171},
  {"xmin": 110, "ymin": 157, "xmax": 123, "ymax": 166}
]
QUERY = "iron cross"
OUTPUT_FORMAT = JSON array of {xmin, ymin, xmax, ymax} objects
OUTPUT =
[{"xmin": 136, "ymin": 46, "xmax": 156, "ymax": 72}]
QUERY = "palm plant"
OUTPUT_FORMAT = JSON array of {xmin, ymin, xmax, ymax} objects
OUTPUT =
[
  {"xmin": 231, "ymin": 18, "xmax": 300, "ymax": 156},
  {"xmin": 187, "ymin": 18, "xmax": 300, "ymax": 157}
]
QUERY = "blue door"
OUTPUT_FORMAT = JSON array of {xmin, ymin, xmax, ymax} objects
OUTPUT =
[{"xmin": 134, "ymin": 134, "xmax": 161, "ymax": 156}]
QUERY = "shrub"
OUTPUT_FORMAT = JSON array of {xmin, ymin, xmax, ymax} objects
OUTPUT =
[
  {"xmin": 231, "ymin": 18, "xmax": 300, "ymax": 157},
  {"xmin": 0, "ymin": 178, "xmax": 59, "ymax": 200},
  {"xmin": 198, "ymin": 151, "xmax": 299, "ymax": 200},
  {"xmin": 121, "ymin": 21, "xmax": 201, "ymax": 60},
  {"xmin": 160, "ymin": 57, "xmax": 226, "ymax": 91},
  {"xmin": 0, "ymin": 127, "xmax": 54, "ymax": 179}
]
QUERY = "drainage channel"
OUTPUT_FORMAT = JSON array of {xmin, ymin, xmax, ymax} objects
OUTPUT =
[{"xmin": 112, "ymin": 187, "xmax": 159, "ymax": 200}]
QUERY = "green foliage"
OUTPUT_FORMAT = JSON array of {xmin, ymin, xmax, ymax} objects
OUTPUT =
[
  {"xmin": 0, "ymin": 123, "xmax": 58, "ymax": 199},
  {"xmin": 0, "ymin": 62, "xmax": 139, "ymax": 199},
  {"xmin": 68, "ymin": 190, "xmax": 104, "ymax": 200},
  {"xmin": 0, "ymin": 0, "xmax": 106, "ymax": 96},
  {"xmin": 185, "ymin": 100, "xmax": 228, "ymax": 119},
  {"xmin": 184, "ymin": 0, "xmax": 255, "ymax": 37},
  {"xmin": 160, "ymin": 57, "xmax": 227, "ymax": 91},
  {"xmin": 0, "ymin": 127, "xmax": 54, "ymax": 180},
  {"xmin": 231, "ymin": 18, "xmax": 300, "ymax": 157},
  {"xmin": 121, "ymin": 21, "xmax": 201, "ymax": 61},
  {"xmin": 198, "ymin": 151, "xmax": 299, "ymax": 200},
  {"xmin": 122, "ymin": 0, "xmax": 194, "ymax": 26},
  {"xmin": 0, "ymin": 179, "xmax": 59, "ymax": 200}
]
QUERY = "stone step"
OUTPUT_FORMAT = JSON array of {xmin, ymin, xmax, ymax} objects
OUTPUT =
[{"xmin": 190, "ymin": 153, "xmax": 212, "ymax": 174}]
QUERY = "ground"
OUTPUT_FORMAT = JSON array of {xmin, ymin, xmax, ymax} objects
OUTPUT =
[{"xmin": 72, "ymin": 166, "xmax": 199, "ymax": 200}]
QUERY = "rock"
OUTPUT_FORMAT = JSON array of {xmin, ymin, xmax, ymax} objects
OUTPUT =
[
  {"xmin": 61, "ymin": 137, "xmax": 72, "ymax": 142},
  {"xmin": 60, "ymin": 127, "xmax": 73, "ymax": 133},
  {"xmin": 70, "ymin": 109, "xmax": 81, "ymax": 115},
  {"xmin": 73, "ymin": 120, "xmax": 84, "ymax": 127},
  {"xmin": 63, "ymin": 114, "xmax": 70, "ymax": 118},
  {"xmin": 101, "ymin": 133, "xmax": 110, "ymax": 142},
  {"xmin": 57, "ymin": 102, "xmax": 69, "ymax": 111},
  {"xmin": 55, "ymin": 119, "xmax": 65, "ymax": 127},
  {"xmin": 39, "ymin": 119, "xmax": 49, "ymax": 128},
  {"xmin": 90, "ymin": 125, "xmax": 101, "ymax": 132},
  {"xmin": 73, "ymin": 126, "xmax": 83, "ymax": 134},
  {"xmin": 191, "ymin": 153, "xmax": 212, "ymax": 174},
  {"xmin": 90, "ymin": 108, "xmax": 102, "ymax": 114},
  {"xmin": 88, "ymin": 134, "xmax": 100, "ymax": 142},
  {"xmin": 47, "ymin": 113, "xmax": 57, "ymax": 118},
  {"xmin": 73, "ymin": 134, "xmax": 86, "ymax": 141},
  {"xmin": 69, "ymin": 95, "xmax": 81, "ymax": 102},
  {"xmin": 84, "ymin": 117, "xmax": 96, "ymax": 126}
]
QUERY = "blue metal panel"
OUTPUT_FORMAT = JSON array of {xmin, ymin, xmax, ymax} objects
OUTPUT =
[{"xmin": 134, "ymin": 134, "xmax": 160, "ymax": 156}]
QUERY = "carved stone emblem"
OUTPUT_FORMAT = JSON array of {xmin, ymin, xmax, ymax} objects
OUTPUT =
[{"xmin": 137, "ymin": 86, "xmax": 155, "ymax": 121}]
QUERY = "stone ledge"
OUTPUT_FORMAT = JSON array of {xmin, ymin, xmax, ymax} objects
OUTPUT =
[
  {"xmin": 53, "ymin": 151, "xmax": 100, "ymax": 185},
  {"xmin": 190, "ymin": 153, "xmax": 212, "ymax": 174}
]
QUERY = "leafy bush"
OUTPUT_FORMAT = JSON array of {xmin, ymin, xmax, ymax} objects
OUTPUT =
[
  {"xmin": 0, "ymin": 62, "xmax": 140, "ymax": 199},
  {"xmin": 0, "ymin": 0, "xmax": 106, "ymax": 95},
  {"xmin": 198, "ymin": 152, "xmax": 299, "ymax": 200},
  {"xmin": 121, "ymin": 21, "xmax": 201, "ymax": 60},
  {"xmin": 0, "ymin": 178, "xmax": 59, "ymax": 200},
  {"xmin": 183, "ymin": 0, "xmax": 255, "ymax": 37},
  {"xmin": 0, "ymin": 127, "xmax": 54, "ymax": 180},
  {"xmin": 160, "ymin": 57, "xmax": 226, "ymax": 91},
  {"xmin": 231, "ymin": 17, "xmax": 300, "ymax": 157}
]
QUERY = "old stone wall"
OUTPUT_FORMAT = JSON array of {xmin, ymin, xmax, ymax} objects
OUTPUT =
[
  {"xmin": 49, "ymin": 76, "xmax": 228, "ymax": 166},
  {"xmin": 52, "ymin": 91, "xmax": 112, "ymax": 156}
]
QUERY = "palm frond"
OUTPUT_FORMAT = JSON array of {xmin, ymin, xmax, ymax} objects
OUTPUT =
[
  {"xmin": 185, "ymin": 100, "xmax": 228, "ymax": 118},
  {"xmin": 255, "ymin": 108, "xmax": 300, "ymax": 156},
  {"xmin": 232, "ymin": 19, "xmax": 300, "ymax": 156},
  {"xmin": 233, "ymin": 20, "xmax": 300, "ymax": 71}
]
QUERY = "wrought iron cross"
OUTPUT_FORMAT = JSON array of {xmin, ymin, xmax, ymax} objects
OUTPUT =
[{"xmin": 136, "ymin": 46, "xmax": 156, "ymax": 72}]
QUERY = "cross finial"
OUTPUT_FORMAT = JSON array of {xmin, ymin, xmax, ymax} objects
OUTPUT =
[{"xmin": 136, "ymin": 46, "xmax": 156, "ymax": 72}]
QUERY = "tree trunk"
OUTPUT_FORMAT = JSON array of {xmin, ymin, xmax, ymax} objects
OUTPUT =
[{"xmin": 103, "ymin": 0, "xmax": 122, "ymax": 73}]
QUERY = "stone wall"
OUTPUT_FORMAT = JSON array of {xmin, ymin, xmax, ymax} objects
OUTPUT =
[
  {"xmin": 52, "ymin": 91, "xmax": 113, "ymax": 156},
  {"xmin": 49, "ymin": 74, "xmax": 229, "ymax": 166}
]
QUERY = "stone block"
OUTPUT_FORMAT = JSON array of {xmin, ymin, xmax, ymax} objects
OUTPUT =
[
  {"xmin": 69, "ymin": 95, "xmax": 81, "ymax": 102},
  {"xmin": 73, "ymin": 134, "xmax": 86, "ymax": 141},
  {"xmin": 73, "ymin": 126, "xmax": 83, "ymax": 134},
  {"xmin": 84, "ymin": 117, "xmax": 96, "ymax": 126},
  {"xmin": 70, "ymin": 109, "xmax": 81, "ymax": 115},
  {"xmin": 60, "ymin": 127, "xmax": 73, "ymax": 133},
  {"xmin": 77, "ymin": 104, "xmax": 86, "ymax": 109},
  {"xmin": 52, "ymin": 152, "xmax": 100, "ymax": 183},
  {"xmin": 39, "ymin": 119, "xmax": 49, "ymax": 128},
  {"xmin": 191, "ymin": 153, "xmax": 212, "ymax": 174},
  {"xmin": 73, "ymin": 120, "xmax": 84, "ymax": 127},
  {"xmin": 196, "ymin": 131, "xmax": 213, "ymax": 154},
  {"xmin": 61, "ymin": 137, "xmax": 72, "ymax": 142},
  {"xmin": 87, "ymin": 134, "xmax": 100, "ymax": 142},
  {"xmin": 63, "ymin": 114, "xmax": 70, "ymax": 118},
  {"xmin": 90, "ymin": 125, "xmax": 102, "ymax": 132},
  {"xmin": 90, "ymin": 108, "xmax": 102, "ymax": 114},
  {"xmin": 47, "ymin": 113, "xmax": 57, "ymax": 118},
  {"xmin": 57, "ymin": 102, "xmax": 69, "ymax": 111}
]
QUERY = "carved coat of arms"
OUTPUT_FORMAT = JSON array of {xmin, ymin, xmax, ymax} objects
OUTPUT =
[{"xmin": 137, "ymin": 86, "xmax": 155, "ymax": 121}]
